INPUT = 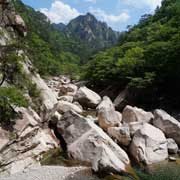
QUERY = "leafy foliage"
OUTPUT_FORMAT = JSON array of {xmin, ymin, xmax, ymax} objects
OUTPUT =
[
  {"xmin": 85, "ymin": 0, "xmax": 180, "ymax": 109},
  {"xmin": 0, "ymin": 87, "xmax": 28, "ymax": 125}
]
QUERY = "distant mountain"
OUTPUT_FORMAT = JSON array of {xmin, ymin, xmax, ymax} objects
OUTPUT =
[
  {"xmin": 55, "ymin": 13, "xmax": 120, "ymax": 50},
  {"xmin": 52, "ymin": 23, "xmax": 66, "ymax": 31}
]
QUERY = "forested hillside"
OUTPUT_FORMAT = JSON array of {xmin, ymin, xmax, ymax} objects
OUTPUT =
[
  {"xmin": 85, "ymin": 0, "xmax": 180, "ymax": 110},
  {"xmin": 13, "ymin": 0, "xmax": 82, "ymax": 77},
  {"xmin": 13, "ymin": 0, "xmax": 119, "ymax": 76}
]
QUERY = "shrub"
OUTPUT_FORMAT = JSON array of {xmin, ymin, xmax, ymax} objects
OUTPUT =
[{"xmin": 0, "ymin": 87, "xmax": 28, "ymax": 125}]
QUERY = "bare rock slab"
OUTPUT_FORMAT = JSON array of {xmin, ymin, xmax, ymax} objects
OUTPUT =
[
  {"xmin": 57, "ymin": 111, "xmax": 130, "ymax": 174},
  {"xmin": 129, "ymin": 123, "xmax": 168, "ymax": 165},
  {"xmin": 122, "ymin": 105, "xmax": 154, "ymax": 124},
  {"xmin": 153, "ymin": 109, "xmax": 180, "ymax": 146},
  {"xmin": 75, "ymin": 87, "xmax": 101, "ymax": 109}
]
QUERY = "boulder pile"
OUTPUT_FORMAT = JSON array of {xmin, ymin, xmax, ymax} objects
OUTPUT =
[
  {"xmin": 1, "ymin": 75, "xmax": 180, "ymax": 177},
  {"xmin": 47, "ymin": 76, "xmax": 180, "ymax": 175}
]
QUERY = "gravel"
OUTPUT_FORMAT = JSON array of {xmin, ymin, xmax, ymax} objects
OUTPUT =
[{"xmin": 0, "ymin": 166, "xmax": 92, "ymax": 180}]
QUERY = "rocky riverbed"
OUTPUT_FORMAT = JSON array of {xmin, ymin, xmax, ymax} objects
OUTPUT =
[{"xmin": 0, "ymin": 74, "xmax": 180, "ymax": 179}]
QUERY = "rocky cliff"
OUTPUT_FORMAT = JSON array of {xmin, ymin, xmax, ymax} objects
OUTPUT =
[{"xmin": 54, "ymin": 13, "xmax": 120, "ymax": 50}]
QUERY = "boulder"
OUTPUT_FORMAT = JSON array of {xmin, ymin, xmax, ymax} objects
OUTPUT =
[
  {"xmin": 128, "ymin": 122, "xmax": 145, "ymax": 136},
  {"xmin": 75, "ymin": 86, "xmax": 101, "ymax": 109},
  {"xmin": 167, "ymin": 138, "xmax": 178, "ymax": 154},
  {"xmin": 59, "ymin": 84, "xmax": 77, "ymax": 96},
  {"xmin": 169, "ymin": 157, "xmax": 176, "ymax": 162},
  {"xmin": 55, "ymin": 101, "xmax": 83, "ymax": 114},
  {"xmin": 58, "ymin": 95, "xmax": 73, "ymax": 103},
  {"xmin": 57, "ymin": 111, "xmax": 130, "ymax": 174},
  {"xmin": 129, "ymin": 123, "xmax": 168, "ymax": 165},
  {"xmin": 153, "ymin": 109, "xmax": 180, "ymax": 146},
  {"xmin": 0, "ymin": 127, "xmax": 58, "ymax": 176},
  {"xmin": 107, "ymin": 126, "xmax": 131, "ymax": 146},
  {"xmin": 97, "ymin": 96, "xmax": 122, "ymax": 130},
  {"xmin": 122, "ymin": 105, "xmax": 154, "ymax": 124}
]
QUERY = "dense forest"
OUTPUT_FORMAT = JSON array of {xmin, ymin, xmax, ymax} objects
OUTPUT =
[{"xmin": 85, "ymin": 0, "xmax": 180, "ymax": 111}]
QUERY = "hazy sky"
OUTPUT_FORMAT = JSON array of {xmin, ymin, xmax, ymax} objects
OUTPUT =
[{"xmin": 22, "ymin": 0, "xmax": 162, "ymax": 31}]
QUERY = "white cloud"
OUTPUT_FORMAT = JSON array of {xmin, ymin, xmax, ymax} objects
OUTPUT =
[
  {"xmin": 122, "ymin": 0, "xmax": 162, "ymax": 10},
  {"xmin": 89, "ymin": 7, "xmax": 130, "ymax": 27},
  {"xmin": 40, "ymin": 0, "xmax": 80, "ymax": 24},
  {"xmin": 84, "ymin": 0, "xmax": 97, "ymax": 3}
]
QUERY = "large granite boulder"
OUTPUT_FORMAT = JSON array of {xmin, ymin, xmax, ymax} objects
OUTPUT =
[
  {"xmin": 128, "ymin": 122, "xmax": 145, "ymax": 136},
  {"xmin": 97, "ymin": 96, "xmax": 122, "ymax": 130},
  {"xmin": 153, "ymin": 109, "xmax": 180, "ymax": 146},
  {"xmin": 122, "ymin": 105, "xmax": 154, "ymax": 124},
  {"xmin": 57, "ymin": 111, "xmax": 130, "ymax": 174},
  {"xmin": 75, "ymin": 87, "xmax": 101, "ymax": 109},
  {"xmin": 129, "ymin": 123, "xmax": 168, "ymax": 165},
  {"xmin": 55, "ymin": 101, "xmax": 83, "ymax": 114},
  {"xmin": 107, "ymin": 125, "xmax": 131, "ymax": 146}
]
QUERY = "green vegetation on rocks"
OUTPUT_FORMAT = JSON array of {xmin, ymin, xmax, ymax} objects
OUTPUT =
[{"xmin": 0, "ymin": 87, "xmax": 28, "ymax": 125}]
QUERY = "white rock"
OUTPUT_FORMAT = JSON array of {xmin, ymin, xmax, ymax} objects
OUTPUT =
[
  {"xmin": 31, "ymin": 129, "xmax": 58, "ymax": 156},
  {"xmin": 75, "ymin": 86, "xmax": 101, "ymax": 109},
  {"xmin": 58, "ymin": 95, "xmax": 73, "ymax": 103},
  {"xmin": 128, "ymin": 122, "xmax": 145, "ymax": 136},
  {"xmin": 57, "ymin": 111, "xmax": 130, "ymax": 174},
  {"xmin": 122, "ymin": 105, "xmax": 154, "ymax": 124},
  {"xmin": 167, "ymin": 138, "xmax": 178, "ymax": 154},
  {"xmin": 55, "ymin": 101, "xmax": 83, "ymax": 114},
  {"xmin": 153, "ymin": 109, "xmax": 180, "ymax": 146},
  {"xmin": 97, "ymin": 96, "xmax": 122, "ymax": 130},
  {"xmin": 107, "ymin": 126, "xmax": 131, "ymax": 146},
  {"xmin": 169, "ymin": 157, "xmax": 176, "ymax": 161},
  {"xmin": 129, "ymin": 123, "xmax": 168, "ymax": 165}
]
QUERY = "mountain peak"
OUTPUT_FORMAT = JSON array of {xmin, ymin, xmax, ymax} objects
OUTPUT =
[
  {"xmin": 63, "ymin": 13, "xmax": 119, "ymax": 48},
  {"xmin": 86, "ymin": 12, "xmax": 95, "ymax": 18},
  {"xmin": 78, "ymin": 12, "xmax": 97, "ymax": 22}
]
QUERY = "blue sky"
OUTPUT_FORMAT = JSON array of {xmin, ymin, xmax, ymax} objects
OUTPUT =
[{"xmin": 22, "ymin": 0, "xmax": 162, "ymax": 31}]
